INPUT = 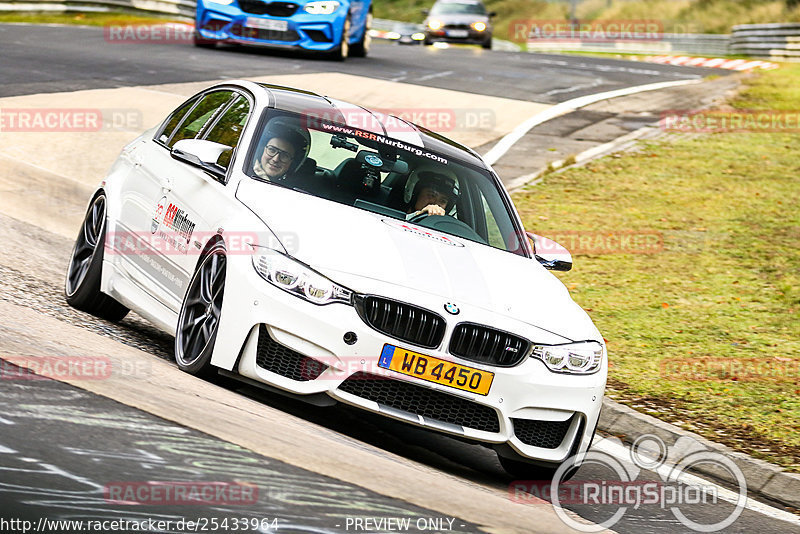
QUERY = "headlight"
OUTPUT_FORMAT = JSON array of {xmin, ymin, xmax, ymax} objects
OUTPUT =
[
  {"xmin": 411, "ymin": 32, "xmax": 426, "ymax": 40},
  {"xmin": 472, "ymin": 21, "xmax": 486, "ymax": 32},
  {"xmin": 386, "ymin": 31, "xmax": 401, "ymax": 40},
  {"xmin": 532, "ymin": 341, "xmax": 604, "ymax": 374},
  {"xmin": 428, "ymin": 19, "xmax": 443, "ymax": 30},
  {"xmin": 252, "ymin": 247, "xmax": 352, "ymax": 305},
  {"xmin": 304, "ymin": 1, "xmax": 340, "ymax": 14}
]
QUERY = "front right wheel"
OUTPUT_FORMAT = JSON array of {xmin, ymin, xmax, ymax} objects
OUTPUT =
[
  {"xmin": 328, "ymin": 16, "xmax": 351, "ymax": 61},
  {"xmin": 349, "ymin": 11, "xmax": 372, "ymax": 57},
  {"xmin": 175, "ymin": 242, "xmax": 227, "ymax": 377}
]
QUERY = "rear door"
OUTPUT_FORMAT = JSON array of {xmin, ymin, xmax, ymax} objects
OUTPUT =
[{"xmin": 113, "ymin": 90, "xmax": 239, "ymax": 312}]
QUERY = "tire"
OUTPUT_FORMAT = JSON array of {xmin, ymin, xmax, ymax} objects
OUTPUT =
[
  {"xmin": 329, "ymin": 16, "xmax": 351, "ymax": 61},
  {"xmin": 482, "ymin": 37, "xmax": 492, "ymax": 50},
  {"xmin": 498, "ymin": 453, "xmax": 579, "ymax": 481},
  {"xmin": 64, "ymin": 194, "xmax": 129, "ymax": 322},
  {"xmin": 349, "ymin": 10, "xmax": 372, "ymax": 57},
  {"xmin": 175, "ymin": 242, "xmax": 227, "ymax": 377}
]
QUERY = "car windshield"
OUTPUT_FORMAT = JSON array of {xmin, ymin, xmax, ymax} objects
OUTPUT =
[
  {"xmin": 246, "ymin": 110, "xmax": 526, "ymax": 256},
  {"xmin": 431, "ymin": 2, "xmax": 486, "ymax": 15}
]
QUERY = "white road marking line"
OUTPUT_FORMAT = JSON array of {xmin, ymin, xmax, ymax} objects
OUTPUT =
[
  {"xmin": 545, "ymin": 78, "xmax": 603, "ymax": 97},
  {"xmin": 387, "ymin": 72, "xmax": 408, "ymax": 82},
  {"xmin": 595, "ymin": 438, "xmax": 800, "ymax": 527},
  {"xmin": 0, "ymin": 444, "xmax": 17, "ymax": 453},
  {"xmin": 417, "ymin": 70, "xmax": 454, "ymax": 82},
  {"xmin": 482, "ymin": 79, "xmax": 702, "ymax": 166},
  {"xmin": 0, "ymin": 416, "xmax": 15, "ymax": 425}
]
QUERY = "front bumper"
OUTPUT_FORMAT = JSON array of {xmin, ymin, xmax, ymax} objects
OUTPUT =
[
  {"xmin": 196, "ymin": 5, "xmax": 346, "ymax": 51},
  {"xmin": 211, "ymin": 251, "xmax": 606, "ymax": 463},
  {"xmin": 425, "ymin": 27, "xmax": 491, "ymax": 45}
]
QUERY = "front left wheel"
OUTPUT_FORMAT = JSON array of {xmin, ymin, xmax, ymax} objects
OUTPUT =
[
  {"xmin": 64, "ymin": 194, "xmax": 129, "ymax": 322},
  {"xmin": 175, "ymin": 243, "xmax": 227, "ymax": 377}
]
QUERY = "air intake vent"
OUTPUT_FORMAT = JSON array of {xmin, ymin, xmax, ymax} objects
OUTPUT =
[
  {"xmin": 338, "ymin": 372, "xmax": 500, "ymax": 433},
  {"xmin": 237, "ymin": 0, "xmax": 299, "ymax": 16},
  {"xmin": 512, "ymin": 415, "xmax": 574, "ymax": 449},
  {"xmin": 256, "ymin": 325, "xmax": 327, "ymax": 381}
]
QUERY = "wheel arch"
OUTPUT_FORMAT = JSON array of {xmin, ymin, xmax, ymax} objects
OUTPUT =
[{"xmin": 195, "ymin": 233, "xmax": 227, "ymax": 271}]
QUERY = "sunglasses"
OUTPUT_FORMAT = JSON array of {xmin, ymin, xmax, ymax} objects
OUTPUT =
[{"xmin": 264, "ymin": 144, "xmax": 294, "ymax": 164}]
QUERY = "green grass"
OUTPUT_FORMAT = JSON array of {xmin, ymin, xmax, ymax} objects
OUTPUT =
[
  {"xmin": 0, "ymin": 11, "xmax": 187, "ymax": 26},
  {"xmin": 511, "ymin": 64, "xmax": 800, "ymax": 470}
]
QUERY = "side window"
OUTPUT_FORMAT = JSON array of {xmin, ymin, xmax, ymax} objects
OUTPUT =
[
  {"xmin": 203, "ymin": 95, "xmax": 251, "ymax": 169},
  {"xmin": 168, "ymin": 90, "xmax": 234, "ymax": 148},
  {"xmin": 157, "ymin": 95, "xmax": 199, "ymax": 144}
]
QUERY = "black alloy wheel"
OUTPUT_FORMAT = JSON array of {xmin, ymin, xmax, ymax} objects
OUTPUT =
[
  {"xmin": 64, "ymin": 194, "xmax": 129, "ymax": 321},
  {"xmin": 175, "ymin": 242, "xmax": 227, "ymax": 376}
]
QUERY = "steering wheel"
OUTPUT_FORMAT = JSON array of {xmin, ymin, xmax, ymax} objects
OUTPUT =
[
  {"xmin": 407, "ymin": 211, "xmax": 433, "ymax": 224},
  {"xmin": 406, "ymin": 215, "xmax": 487, "ymax": 244}
]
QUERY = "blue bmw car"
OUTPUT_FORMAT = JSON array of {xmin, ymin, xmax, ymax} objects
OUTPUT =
[{"xmin": 194, "ymin": 0, "xmax": 372, "ymax": 60}]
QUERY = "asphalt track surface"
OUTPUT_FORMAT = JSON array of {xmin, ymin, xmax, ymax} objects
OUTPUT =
[
  {"xmin": 0, "ymin": 23, "xmax": 714, "ymax": 101},
  {"xmin": 0, "ymin": 22, "xmax": 796, "ymax": 534}
]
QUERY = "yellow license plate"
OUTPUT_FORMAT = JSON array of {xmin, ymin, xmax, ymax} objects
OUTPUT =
[{"xmin": 378, "ymin": 344, "xmax": 494, "ymax": 396}]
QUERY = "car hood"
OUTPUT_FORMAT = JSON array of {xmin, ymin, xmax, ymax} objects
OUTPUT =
[{"xmin": 237, "ymin": 181, "xmax": 599, "ymax": 342}]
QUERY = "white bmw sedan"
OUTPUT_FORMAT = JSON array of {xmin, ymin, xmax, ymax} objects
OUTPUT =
[{"xmin": 65, "ymin": 80, "xmax": 607, "ymax": 478}]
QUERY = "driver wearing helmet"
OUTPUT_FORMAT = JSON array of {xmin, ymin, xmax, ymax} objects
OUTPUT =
[
  {"xmin": 406, "ymin": 171, "xmax": 459, "ymax": 220},
  {"xmin": 254, "ymin": 116, "xmax": 311, "ymax": 183}
]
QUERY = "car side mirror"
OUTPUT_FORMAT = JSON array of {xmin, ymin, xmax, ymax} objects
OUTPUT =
[
  {"xmin": 527, "ymin": 232, "xmax": 573, "ymax": 271},
  {"xmin": 488, "ymin": 11, "xmax": 497, "ymax": 17},
  {"xmin": 421, "ymin": 8, "xmax": 430, "ymax": 15},
  {"xmin": 171, "ymin": 139, "xmax": 231, "ymax": 180}
]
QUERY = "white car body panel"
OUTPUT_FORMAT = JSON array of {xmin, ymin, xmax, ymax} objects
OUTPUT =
[{"xmin": 81, "ymin": 80, "xmax": 606, "ymax": 469}]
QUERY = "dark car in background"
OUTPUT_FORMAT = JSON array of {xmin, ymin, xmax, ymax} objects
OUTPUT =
[
  {"xmin": 385, "ymin": 21, "xmax": 426, "ymax": 45},
  {"xmin": 422, "ymin": 0, "xmax": 494, "ymax": 49}
]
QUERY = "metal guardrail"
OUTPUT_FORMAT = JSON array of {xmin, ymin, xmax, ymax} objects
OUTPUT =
[
  {"xmin": 523, "ymin": 33, "xmax": 731, "ymax": 57},
  {"xmin": 731, "ymin": 22, "xmax": 800, "ymax": 60},
  {"xmin": 0, "ymin": 0, "xmax": 195, "ymax": 18}
]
